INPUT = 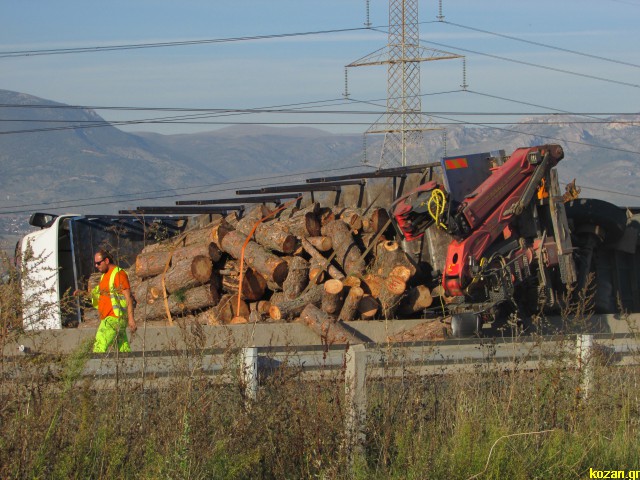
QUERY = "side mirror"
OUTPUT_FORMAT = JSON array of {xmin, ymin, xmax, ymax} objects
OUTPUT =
[{"xmin": 28, "ymin": 212, "xmax": 58, "ymax": 229}]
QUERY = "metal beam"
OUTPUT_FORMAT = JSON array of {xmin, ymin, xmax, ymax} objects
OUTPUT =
[
  {"xmin": 175, "ymin": 194, "xmax": 302, "ymax": 206},
  {"xmin": 236, "ymin": 180, "xmax": 365, "ymax": 195},
  {"xmin": 120, "ymin": 206, "xmax": 244, "ymax": 215},
  {"xmin": 306, "ymin": 163, "xmax": 439, "ymax": 183}
]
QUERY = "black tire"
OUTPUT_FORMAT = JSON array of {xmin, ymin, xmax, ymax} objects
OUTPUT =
[{"xmin": 565, "ymin": 198, "xmax": 627, "ymax": 244}]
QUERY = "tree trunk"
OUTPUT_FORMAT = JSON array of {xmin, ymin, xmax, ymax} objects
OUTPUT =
[
  {"xmin": 268, "ymin": 283, "xmax": 324, "ymax": 321},
  {"xmin": 378, "ymin": 275, "xmax": 407, "ymax": 319},
  {"xmin": 134, "ymin": 275, "xmax": 165, "ymax": 305},
  {"xmin": 280, "ymin": 210, "xmax": 322, "ymax": 238},
  {"xmin": 213, "ymin": 294, "xmax": 250, "ymax": 324},
  {"xmin": 136, "ymin": 243, "xmax": 221, "ymax": 279},
  {"xmin": 163, "ymin": 255, "xmax": 212, "ymax": 294},
  {"xmin": 296, "ymin": 304, "xmax": 363, "ymax": 345},
  {"xmin": 372, "ymin": 240, "xmax": 417, "ymax": 278},
  {"xmin": 283, "ymin": 256, "xmax": 310, "ymax": 300},
  {"xmin": 306, "ymin": 236, "xmax": 332, "ymax": 252},
  {"xmin": 363, "ymin": 207, "xmax": 391, "ymax": 234},
  {"xmin": 220, "ymin": 230, "xmax": 289, "ymax": 285},
  {"xmin": 221, "ymin": 266, "xmax": 267, "ymax": 301},
  {"xmin": 361, "ymin": 274, "xmax": 384, "ymax": 298},
  {"xmin": 300, "ymin": 237, "xmax": 345, "ymax": 280},
  {"xmin": 338, "ymin": 286, "xmax": 364, "ymax": 322},
  {"xmin": 397, "ymin": 285, "xmax": 433, "ymax": 315},
  {"xmin": 333, "ymin": 207, "xmax": 363, "ymax": 231},
  {"xmin": 135, "ymin": 283, "xmax": 220, "ymax": 321},
  {"xmin": 235, "ymin": 215, "xmax": 298, "ymax": 254},
  {"xmin": 321, "ymin": 279, "xmax": 344, "ymax": 314},
  {"xmin": 321, "ymin": 219, "xmax": 365, "ymax": 275}
]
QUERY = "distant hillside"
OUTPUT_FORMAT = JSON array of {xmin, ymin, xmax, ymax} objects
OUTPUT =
[{"xmin": 1, "ymin": 89, "xmax": 639, "ymax": 236}]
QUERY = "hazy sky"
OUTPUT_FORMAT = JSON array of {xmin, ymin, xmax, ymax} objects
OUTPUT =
[{"xmin": 1, "ymin": 0, "xmax": 639, "ymax": 135}]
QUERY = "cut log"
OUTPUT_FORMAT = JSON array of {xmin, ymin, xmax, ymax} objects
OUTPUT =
[
  {"xmin": 268, "ymin": 283, "xmax": 324, "ymax": 321},
  {"xmin": 389, "ymin": 265, "xmax": 412, "ymax": 283},
  {"xmin": 338, "ymin": 286, "xmax": 364, "ymax": 322},
  {"xmin": 221, "ymin": 266, "xmax": 267, "ymax": 301},
  {"xmin": 358, "ymin": 295, "xmax": 379, "ymax": 320},
  {"xmin": 372, "ymin": 240, "xmax": 417, "ymax": 278},
  {"xmin": 283, "ymin": 256, "xmax": 310, "ymax": 300},
  {"xmin": 135, "ymin": 250, "xmax": 172, "ymax": 279},
  {"xmin": 321, "ymin": 219, "xmax": 365, "ymax": 275},
  {"xmin": 136, "ymin": 242, "xmax": 222, "ymax": 279},
  {"xmin": 398, "ymin": 285, "xmax": 433, "ymax": 315},
  {"xmin": 193, "ymin": 307, "xmax": 220, "ymax": 326},
  {"xmin": 308, "ymin": 265, "xmax": 326, "ymax": 285},
  {"xmin": 211, "ymin": 221, "xmax": 234, "ymax": 249},
  {"xmin": 359, "ymin": 233, "xmax": 385, "ymax": 250},
  {"xmin": 235, "ymin": 215, "xmax": 298, "ymax": 254},
  {"xmin": 163, "ymin": 255, "xmax": 212, "ymax": 294},
  {"xmin": 280, "ymin": 210, "xmax": 322, "ymax": 238},
  {"xmin": 362, "ymin": 207, "xmax": 391, "ymax": 234},
  {"xmin": 361, "ymin": 274, "xmax": 384, "ymax": 298},
  {"xmin": 321, "ymin": 279, "xmax": 344, "ymax": 314},
  {"xmin": 214, "ymin": 294, "xmax": 250, "ymax": 324},
  {"xmin": 220, "ymin": 230, "xmax": 289, "ymax": 285},
  {"xmin": 306, "ymin": 236, "xmax": 332, "ymax": 252},
  {"xmin": 134, "ymin": 275, "xmax": 165, "ymax": 305},
  {"xmin": 333, "ymin": 207, "xmax": 363, "ymax": 231},
  {"xmin": 378, "ymin": 275, "xmax": 407, "ymax": 319},
  {"xmin": 135, "ymin": 284, "xmax": 220, "ymax": 321},
  {"xmin": 296, "ymin": 304, "xmax": 363, "ymax": 345},
  {"xmin": 300, "ymin": 238, "xmax": 345, "ymax": 280},
  {"xmin": 342, "ymin": 275, "xmax": 362, "ymax": 288}
]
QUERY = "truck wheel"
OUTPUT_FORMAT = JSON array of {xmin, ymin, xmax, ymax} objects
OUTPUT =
[
  {"xmin": 451, "ymin": 312, "xmax": 482, "ymax": 338},
  {"xmin": 565, "ymin": 198, "xmax": 626, "ymax": 244}
]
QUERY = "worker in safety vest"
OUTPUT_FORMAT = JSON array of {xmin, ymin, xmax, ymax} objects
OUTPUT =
[{"xmin": 76, "ymin": 249, "xmax": 137, "ymax": 352}]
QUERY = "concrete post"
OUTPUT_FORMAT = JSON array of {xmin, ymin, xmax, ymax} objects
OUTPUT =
[
  {"xmin": 576, "ymin": 334, "xmax": 594, "ymax": 400},
  {"xmin": 241, "ymin": 347, "xmax": 258, "ymax": 403},
  {"xmin": 345, "ymin": 343, "xmax": 367, "ymax": 453}
]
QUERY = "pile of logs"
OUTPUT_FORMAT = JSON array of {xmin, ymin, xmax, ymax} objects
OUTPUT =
[{"xmin": 128, "ymin": 202, "xmax": 434, "ymax": 332}]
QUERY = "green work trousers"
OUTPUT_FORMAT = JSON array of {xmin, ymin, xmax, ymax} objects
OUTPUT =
[{"xmin": 93, "ymin": 315, "xmax": 131, "ymax": 353}]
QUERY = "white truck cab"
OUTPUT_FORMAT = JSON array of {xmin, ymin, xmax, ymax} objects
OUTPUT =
[{"xmin": 18, "ymin": 212, "xmax": 185, "ymax": 330}]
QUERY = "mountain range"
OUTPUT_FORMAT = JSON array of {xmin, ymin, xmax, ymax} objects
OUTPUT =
[{"xmin": 1, "ymin": 88, "xmax": 639, "ymax": 234}]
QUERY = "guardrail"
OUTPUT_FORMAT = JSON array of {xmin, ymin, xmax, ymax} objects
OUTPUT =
[{"xmin": 5, "ymin": 332, "xmax": 640, "ymax": 447}]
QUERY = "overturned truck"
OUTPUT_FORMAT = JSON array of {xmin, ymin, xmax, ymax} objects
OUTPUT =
[{"xmin": 18, "ymin": 144, "xmax": 640, "ymax": 337}]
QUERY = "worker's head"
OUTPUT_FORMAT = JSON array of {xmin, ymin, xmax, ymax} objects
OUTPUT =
[{"xmin": 94, "ymin": 249, "xmax": 113, "ymax": 273}]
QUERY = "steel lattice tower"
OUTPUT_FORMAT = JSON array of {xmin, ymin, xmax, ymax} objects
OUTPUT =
[{"xmin": 347, "ymin": 0, "xmax": 462, "ymax": 167}]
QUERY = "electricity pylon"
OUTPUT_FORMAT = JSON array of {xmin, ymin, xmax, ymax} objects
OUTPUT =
[{"xmin": 347, "ymin": 0, "xmax": 462, "ymax": 167}]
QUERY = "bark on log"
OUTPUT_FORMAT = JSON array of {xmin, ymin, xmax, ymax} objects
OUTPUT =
[
  {"xmin": 135, "ymin": 284, "xmax": 220, "ymax": 321},
  {"xmin": 268, "ymin": 283, "xmax": 324, "ymax": 321},
  {"xmin": 136, "ymin": 242, "xmax": 221, "ymax": 279},
  {"xmin": 338, "ymin": 286, "xmax": 364, "ymax": 322},
  {"xmin": 361, "ymin": 274, "xmax": 384, "ymax": 298},
  {"xmin": 220, "ymin": 230, "xmax": 289, "ymax": 285},
  {"xmin": 134, "ymin": 275, "xmax": 165, "ymax": 305},
  {"xmin": 221, "ymin": 266, "xmax": 267, "ymax": 301},
  {"xmin": 321, "ymin": 219, "xmax": 365, "ymax": 275},
  {"xmin": 296, "ymin": 304, "xmax": 363, "ymax": 345},
  {"xmin": 163, "ymin": 255, "xmax": 213, "ymax": 294},
  {"xmin": 372, "ymin": 240, "xmax": 417, "ymax": 278},
  {"xmin": 301, "ymin": 238, "xmax": 345, "ymax": 280},
  {"xmin": 280, "ymin": 211, "xmax": 321, "ymax": 238},
  {"xmin": 378, "ymin": 275, "xmax": 407, "ymax": 319},
  {"xmin": 321, "ymin": 279, "xmax": 344, "ymax": 314},
  {"xmin": 333, "ymin": 207, "xmax": 363, "ymax": 231},
  {"xmin": 362, "ymin": 207, "xmax": 391, "ymax": 234},
  {"xmin": 386, "ymin": 319, "xmax": 451, "ymax": 342},
  {"xmin": 283, "ymin": 256, "xmax": 310, "ymax": 300},
  {"xmin": 358, "ymin": 295, "xmax": 379, "ymax": 319},
  {"xmin": 306, "ymin": 236, "xmax": 332, "ymax": 252},
  {"xmin": 397, "ymin": 285, "xmax": 433, "ymax": 315},
  {"xmin": 214, "ymin": 294, "xmax": 250, "ymax": 324},
  {"xmin": 235, "ymin": 215, "xmax": 298, "ymax": 254},
  {"xmin": 212, "ymin": 221, "xmax": 234, "ymax": 249}
]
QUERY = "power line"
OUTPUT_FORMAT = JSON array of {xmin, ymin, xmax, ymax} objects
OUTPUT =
[
  {"xmin": 441, "ymin": 20, "xmax": 640, "ymax": 70},
  {"xmin": 0, "ymin": 26, "xmax": 379, "ymax": 59}
]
